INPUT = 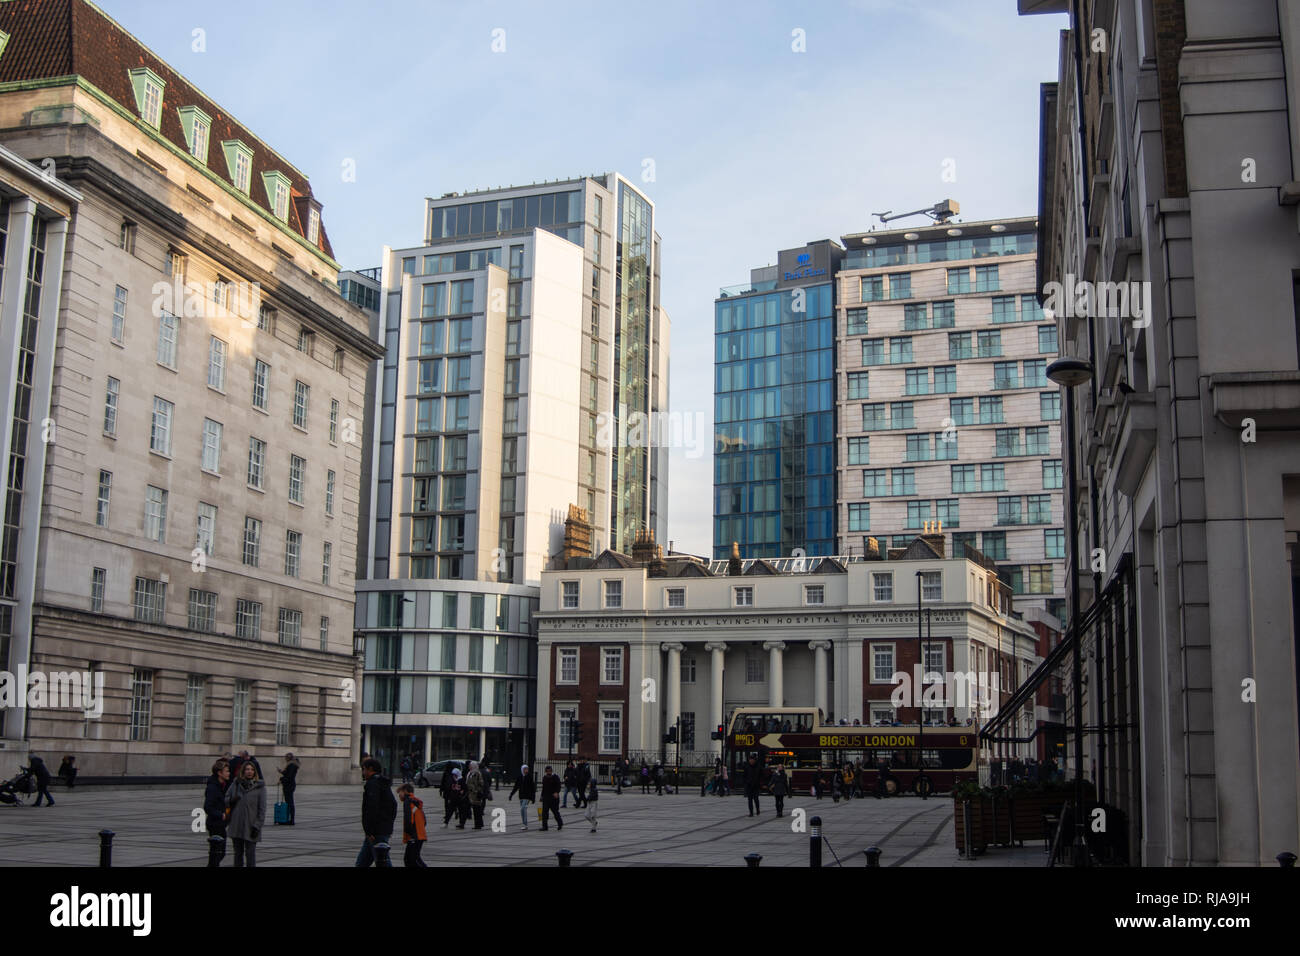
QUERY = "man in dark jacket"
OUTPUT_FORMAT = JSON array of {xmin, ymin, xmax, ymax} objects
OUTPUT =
[
  {"xmin": 204, "ymin": 759, "xmax": 231, "ymax": 866},
  {"xmin": 28, "ymin": 753, "xmax": 54, "ymax": 807},
  {"xmin": 508, "ymin": 764, "xmax": 536, "ymax": 830},
  {"xmin": 613, "ymin": 756, "xmax": 625, "ymax": 794},
  {"xmin": 539, "ymin": 766, "xmax": 563, "ymax": 831},
  {"xmin": 356, "ymin": 757, "xmax": 397, "ymax": 867},
  {"xmin": 769, "ymin": 763, "xmax": 790, "ymax": 817},
  {"xmin": 742, "ymin": 755, "xmax": 763, "ymax": 817},
  {"xmin": 278, "ymin": 753, "xmax": 300, "ymax": 825},
  {"xmin": 562, "ymin": 760, "xmax": 578, "ymax": 808},
  {"xmin": 576, "ymin": 760, "xmax": 591, "ymax": 808}
]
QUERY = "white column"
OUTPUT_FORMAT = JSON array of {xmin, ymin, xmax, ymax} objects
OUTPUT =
[
  {"xmin": 705, "ymin": 642, "xmax": 728, "ymax": 754},
  {"xmin": 425, "ymin": 726, "xmax": 433, "ymax": 763},
  {"xmin": 809, "ymin": 641, "xmax": 831, "ymax": 721},
  {"xmin": 763, "ymin": 641, "xmax": 787, "ymax": 707},
  {"xmin": 661, "ymin": 643, "xmax": 685, "ymax": 739}
]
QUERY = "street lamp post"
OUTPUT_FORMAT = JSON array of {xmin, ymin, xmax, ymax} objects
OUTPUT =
[
  {"xmin": 914, "ymin": 571, "xmax": 931, "ymax": 799},
  {"xmin": 1046, "ymin": 355, "xmax": 1094, "ymax": 868}
]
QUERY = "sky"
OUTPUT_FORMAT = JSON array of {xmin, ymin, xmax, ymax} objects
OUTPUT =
[{"xmin": 99, "ymin": 0, "xmax": 1068, "ymax": 558}]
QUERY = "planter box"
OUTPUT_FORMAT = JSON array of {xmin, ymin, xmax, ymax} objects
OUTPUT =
[{"xmin": 954, "ymin": 796, "xmax": 990, "ymax": 853}]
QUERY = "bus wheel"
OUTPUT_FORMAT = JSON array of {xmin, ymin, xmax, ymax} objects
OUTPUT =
[{"xmin": 914, "ymin": 775, "xmax": 933, "ymax": 799}]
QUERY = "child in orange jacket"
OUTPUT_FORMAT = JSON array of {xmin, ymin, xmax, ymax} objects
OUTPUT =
[{"xmin": 398, "ymin": 783, "xmax": 428, "ymax": 868}]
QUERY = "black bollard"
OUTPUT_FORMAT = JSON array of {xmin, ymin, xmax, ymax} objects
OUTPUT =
[
  {"xmin": 745, "ymin": 852, "xmax": 762, "ymax": 868},
  {"xmin": 864, "ymin": 846, "xmax": 882, "ymax": 867},
  {"xmin": 1278, "ymin": 852, "xmax": 1297, "ymax": 868},
  {"xmin": 98, "ymin": 829, "xmax": 115, "ymax": 868},
  {"xmin": 810, "ymin": 815, "xmax": 822, "ymax": 868},
  {"xmin": 556, "ymin": 849, "xmax": 574, "ymax": 867},
  {"xmin": 373, "ymin": 841, "xmax": 392, "ymax": 866}
]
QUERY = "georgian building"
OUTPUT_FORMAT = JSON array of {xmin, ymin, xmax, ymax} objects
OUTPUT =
[
  {"xmin": 535, "ymin": 532, "xmax": 1050, "ymax": 772},
  {"xmin": 0, "ymin": 0, "xmax": 383, "ymax": 782}
]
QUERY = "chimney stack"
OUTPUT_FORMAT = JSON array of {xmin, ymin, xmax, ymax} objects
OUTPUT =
[
  {"xmin": 920, "ymin": 519, "xmax": 946, "ymax": 558},
  {"xmin": 728, "ymin": 541, "xmax": 743, "ymax": 576}
]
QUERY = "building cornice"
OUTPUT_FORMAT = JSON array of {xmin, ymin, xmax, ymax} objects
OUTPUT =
[{"xmin": 48, "ymin": 149, "xmax": 383, "ymax": 360}]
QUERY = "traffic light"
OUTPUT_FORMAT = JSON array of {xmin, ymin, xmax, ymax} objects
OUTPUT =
[
  {"xmin": 572, "ymin": 721, "xmax": 583, "ymax": 744},
  {"xmin": 710, "ymin": 724, "xmax": 725, "ymax": 741},
  {"xmin": 664, "ymin": 725, "xmax": 678, "ymax": 744}
]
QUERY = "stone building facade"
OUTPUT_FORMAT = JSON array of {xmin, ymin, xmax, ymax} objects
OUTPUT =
[
  {"xmin": 0, "ymin": 0, "xmax": 383, "ymax": 782},
  {"xmin": 1023, "ymin": 0, "xmax": 1300, "ymax": 863}
]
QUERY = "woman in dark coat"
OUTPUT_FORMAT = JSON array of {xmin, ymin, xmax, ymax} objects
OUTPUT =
[
  {"xmin": 278, "ymin": 753, "xmax": 300, "ymax": 825},
  {"xmin": 57, "ymin": 755, "xmax": 77, "ymax": 789},
  {"xmin": 225, "ymin": 760, "xmax": 267, "ymax": 867},
  {"xmin": 204, "ymin": 759, "xmax": 230, "ymax": 867}
]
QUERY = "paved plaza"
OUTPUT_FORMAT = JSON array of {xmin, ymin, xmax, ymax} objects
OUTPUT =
[{"xmin": 0, "ymin": 784, "xmax": 1047, "ymax": 867}]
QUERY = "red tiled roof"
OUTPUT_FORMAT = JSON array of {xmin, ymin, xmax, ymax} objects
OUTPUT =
[{"xmin": 0, "ymin": 0, "xmax": 333, "ymax": 259}]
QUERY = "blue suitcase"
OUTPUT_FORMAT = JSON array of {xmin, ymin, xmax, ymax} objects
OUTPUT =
[{"xmin": 274, "ymin": 786, "xmax": 290, "ymax": 824}]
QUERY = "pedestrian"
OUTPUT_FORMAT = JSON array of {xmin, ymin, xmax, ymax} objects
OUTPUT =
[
  {"xmin": 356, "ymin": 757, "xmax": 397, "ymax": 867},
  {"xmin": 398, "ymin": 783, "xmax": 428, "ymax": 867},
  {"xmin": 639, "ymin": 760, "xmax": 650, "ymax": 794},
  {"xmin": 720, "ymin": 762, "xmax": 729, "ymax": 797},
  {"xmin": 439, "ymin": 766, "xmax": 458, "ymax": 827},
  {"xmin": 585, "ymin": 773, "xmax": 599, "ymax": 832},
  {"xmin": 278, "ymin": 753, "xmax": 300, "ymax": 825},
  {"xmin": 769, "ymin": 763, "xmax": 789, "ymax": 818},
  {"xmin": 540, "ymin": 765, "xmax": 564, "ymax": 831},
  {"xmin": 399, "ymin": 754, "xmax": 412, "ymax": 785},
  {"xmin": 508, "ymin": 764, "xmax": 536, "ymax": 831},
  {"xmin": 576, "ymin": 760, "xmax": 591, "ymax": 808},
  {"xmin": 57, "ymin": 755, "xmax": 77, "ymax": 789},
  {"xmin": 204, "ymin": 758, "xmax": 231, "ymax": 867},
  {"xmin": 742, "ymin": 755, "xmax": 762, "ymax": 816},
  {"xmin": 480, "ymin": 759, "xmax": 495, "ymax": 803},
  {"xmin": 812, "ymin": 769, "xmax": 824, "ymax": 800},
  {"xmin": 28, "ymin": 753, "xmax": 54, "ymax": 807},
  {"xmin": 225, "ymin": 760, "xmax": 266, "ymax": 867},
  {"xmin": 465, "ymin": 760, "xmax": 487, "ymax": 830},
  {"xmin": 711, "ymin": 758, "xmax": 723, "ymax": 796},
  {"xmin": 653, "ymin": 761, "xmax": 666, "ymax": 796},
  {"xmin": 614, "ymin": 755, "xmax": 625, "ymax": 794},
  {"xmin": 562, "ymin": 760, "xmax": 579, "ymax": 808},
  {"xmin": 448, "ymin": 768, "xmax": 469, "ymax": 828}
]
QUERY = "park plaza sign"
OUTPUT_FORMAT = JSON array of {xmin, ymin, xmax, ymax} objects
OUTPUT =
[{"xmin": 540, "ymin": 609, "xmax": 965, "ymax": 630}]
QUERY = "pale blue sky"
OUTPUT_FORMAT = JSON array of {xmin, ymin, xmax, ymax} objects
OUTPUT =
[{"xmin": 101, "ymin": 0, "xmax": 1067, "ymax": 557}]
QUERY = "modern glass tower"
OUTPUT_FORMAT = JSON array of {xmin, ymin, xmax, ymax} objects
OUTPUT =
[
  {"xmin": 713, "ymin": 240, "xmax": 842, "ymax": 559},
  {"xmin": 355, "ymin": 173, "xmax": 669, "ymax": 772}
]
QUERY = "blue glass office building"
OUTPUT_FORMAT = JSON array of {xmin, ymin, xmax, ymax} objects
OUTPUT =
[{"xmin": 714, "ymin": 241, "xmax": 843, "ymax": 559}]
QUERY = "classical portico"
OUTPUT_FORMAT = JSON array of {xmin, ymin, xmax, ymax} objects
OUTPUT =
[{"xmin": 535, "ymin": 549, "xmax": 1048, "ymax": 767}]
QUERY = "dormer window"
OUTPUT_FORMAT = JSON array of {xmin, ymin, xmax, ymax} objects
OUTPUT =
[
  {"xmin": 262, "ymin": 172, "xmax": 291, "ymax": 223},
  {"xmin": 178, "ymin": 106, "xmax": 211, "ymax": 165},
  {"xmin": 128, "ymin": 68, "xmax": 165, "ymax": 129},
  {"xmin": 222, "ymin": 141, "xmax": 253, "ymax": 195},
  {"xmin": 307, "ymin": 207, "xmax": 321, "ymax": 245}
]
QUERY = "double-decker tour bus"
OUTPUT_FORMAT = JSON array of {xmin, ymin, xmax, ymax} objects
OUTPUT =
[{"xmin": 722, "ymin": 706, "xmax": 978, "ymax": 796}]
